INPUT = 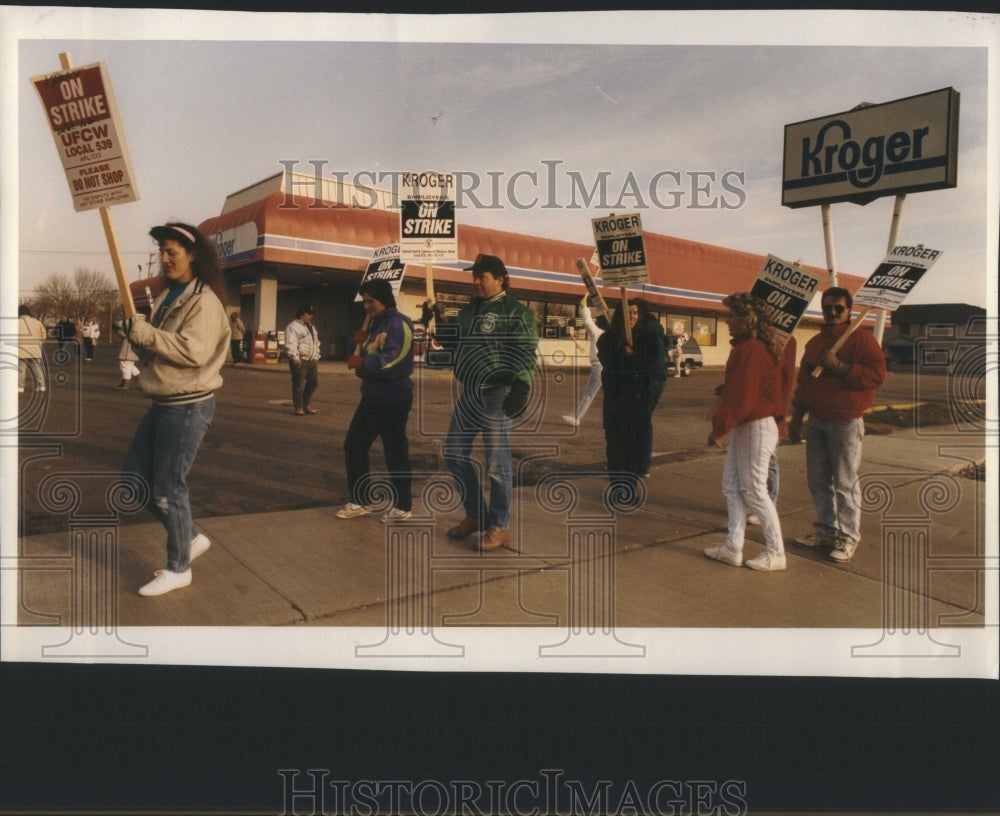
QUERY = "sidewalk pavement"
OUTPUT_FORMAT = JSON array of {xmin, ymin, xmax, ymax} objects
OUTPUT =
[{"xmin": 16, "ymin": 413, "xmax": 988, "ymax": 634}]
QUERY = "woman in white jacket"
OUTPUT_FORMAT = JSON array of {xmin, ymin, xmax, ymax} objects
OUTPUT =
[
  {"xmin": 120, "ymin": 222, "xmax": 230, "ymax": 596},
  {"xmin": 562, "ymin": 301, "xmax": 608, "ymax": 426}
]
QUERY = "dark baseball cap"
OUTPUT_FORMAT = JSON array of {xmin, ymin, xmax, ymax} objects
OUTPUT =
[
  {"xmin": 295, "ymin": 304, "xmax": 315, "ymax": 317},
  {"xmin": 464, "ymin": 253, "xmax": 508, "ymax": 278}
]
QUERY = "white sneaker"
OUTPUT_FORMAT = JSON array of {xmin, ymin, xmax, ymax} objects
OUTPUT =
[
  {"xmin": 746, "ymin": 514, "xmax": 761, "ymax": 525},
  {"xmin": 336, "ymin": 502, "xmax": 371, "ymax": 519},
  {"xmin": 18, "ymin": 387, "xmax": 24, "ymax": 393},
  {"xmin": 138, "ymin": 568, "xmax": 192, "ymax": 596},
  {"xmin": 561, "ymin": 414, "xmax": 579, "ymax": 426},
  {"xmin": 704, "ymin": 543, "xmax": 742, "ymax": 566},
  {"xmin": 37, "ymin": 386, "xmax": 46, "ymax": 392},
  {"xmin": 190, "ymin": 533, "xmax": 211, "ymax": 561},
  {"xmin": 381, "ymin": 508, "xmax": 413, "ymax": 523},
  {"xmin": 745, "ymin": 551, "xmax": 787, "ymax": 572}
]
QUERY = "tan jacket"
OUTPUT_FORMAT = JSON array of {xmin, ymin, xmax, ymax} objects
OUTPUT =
[
  {"xmin": 18, "ymin": 315, "xmax": 47, "ymax": 359},
  {"xmin": 128, "ymin": 279, "xmax": 230, "ymax": 404}
]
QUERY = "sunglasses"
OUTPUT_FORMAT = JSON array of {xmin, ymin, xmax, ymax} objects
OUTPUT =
[{"xmin": 822, "ymin": 304, "xmax": 847, "ymax": 315}]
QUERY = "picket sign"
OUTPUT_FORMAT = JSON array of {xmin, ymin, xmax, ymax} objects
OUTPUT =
[
  {"xmin": 811, "ymin": 239, "xmax": 940, "ymax": 378},
  {"xmin": 575, "ymin": 257, "xmax": 609, "ymax": 318},
  {"xmin": 750, "ymin": 254, "xmax": 822, "ymax": 355},
  {"xmin": 51, "ymin": 53, "xmax": 137, "ymax": 317}
]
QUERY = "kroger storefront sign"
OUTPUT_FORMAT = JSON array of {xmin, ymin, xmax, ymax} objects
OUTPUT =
[
  {"xmin": 782, "ymin": 87, "xmax": 959, "ymax": 208},
  {"xmin": 214, "ymin": 222, "xmax": 259, "ymax": 266}
]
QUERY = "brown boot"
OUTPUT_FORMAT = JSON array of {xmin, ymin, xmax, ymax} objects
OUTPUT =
[
  {"xmin": 115, "ymin": 379, "xmax": 128, "ymax": 389},
  {"xmin": 447, "ymin": 516, "xmax": 481, "ymax": 539},
  {"xmin": 480, "ymin": 528, "xmax": 509, "ymax": 551}
]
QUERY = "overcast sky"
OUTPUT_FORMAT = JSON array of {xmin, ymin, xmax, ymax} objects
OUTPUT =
[{"xmin": 5, "ymin": 8, "xmax": 998, "ymax": 309}]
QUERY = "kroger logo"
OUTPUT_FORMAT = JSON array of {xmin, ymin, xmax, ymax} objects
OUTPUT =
[
  {"xmin": 215, "ymin": 230, "xmax": 236, "ymax": 261},
  {"xmin": 212, "ymin": 223, "xmax": 258, "ymax": 266},
  {"xmin": 799, "ymin": 119, "xmax": 933, "ymax": 189}
]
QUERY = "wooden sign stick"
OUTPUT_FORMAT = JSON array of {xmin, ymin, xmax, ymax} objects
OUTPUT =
[
  {"xmin": 810, "ymin": 305, "xmax": 874, "ymax": 378},
  {"xmin": 620, "ymin": 287, "xmax": 632, "ymax": 347}
]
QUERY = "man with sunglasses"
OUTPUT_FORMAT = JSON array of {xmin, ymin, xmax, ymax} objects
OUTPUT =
[{"xmin": 788, "ymin": 287, "xmax": 887, "ymax": 563}]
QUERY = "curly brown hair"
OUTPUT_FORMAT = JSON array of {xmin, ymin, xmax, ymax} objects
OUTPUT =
[{"xmin": 722, "ymin": 292, "xmax": 782, "ymax": 364}]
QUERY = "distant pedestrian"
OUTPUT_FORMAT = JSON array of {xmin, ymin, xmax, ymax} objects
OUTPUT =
[
  {"xmin": 243, "ymin": 326, "xmax": 255, "ymax": 363},
  {"xmin": 596, "ymin": 297, "xmax": 667, "ymax": 491},
  {"xmin": 285, "ymin": 304, "xmax": 321, "ymax": 415},
  {"xmin": 789, "ymin": 286, "xmax": 887, "ymax": 563},
  {"xmin": 671, "ymin": 330, "xmax": 690, "ymax": 377},
  {"xmin": 435, "ymin": 253, "xmax": 538, "ymax": 551},
  {"xmin": 229, "ymin": 311, "xmax": 245, "ymax": 364},
  {"xmin": 337, "ymin": 279, "xmax": 415, "ymax": 522},
  {"xmin": 417, "ymin": 299, "xmax": 435, "ymax": 330},
  {"xmin": 562, "ymin": 300, "xmax": 607, "ymax": 427},
  {"xmin": 115, "ymin": 334, "xmax": 141, "ymax": 389},
  {"xmin": 17, "ymin": 305, "xmax": 47, "ymax": 394},
  {"xmin": 704, "ymin": 293, "xmax": 787, "ymax": 572},
  {"xmin": 56, "ymin": 314, "xmax": 77, "ymax": 356},
  {"xmin": 81, "ymin": 315, "xmax": 100, "ymax": 360},
  {"xmin": 120, "ymin": 221, "xmax": 230, "ymax": 597}
]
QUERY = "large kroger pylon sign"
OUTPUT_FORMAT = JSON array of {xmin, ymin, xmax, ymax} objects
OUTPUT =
[{"xmin": 782, "ymin": 87, "xmax": 959, "ymax": 208}]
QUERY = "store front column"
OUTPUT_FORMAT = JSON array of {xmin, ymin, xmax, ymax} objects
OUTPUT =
[{"xmin": 254, "ymin": 271, "xmax": 278, "ymax": 333}]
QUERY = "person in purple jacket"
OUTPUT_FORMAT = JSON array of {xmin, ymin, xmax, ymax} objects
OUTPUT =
[{"xmin": 337, "ymin": 279, "xmax": 415, "ymax": 523}]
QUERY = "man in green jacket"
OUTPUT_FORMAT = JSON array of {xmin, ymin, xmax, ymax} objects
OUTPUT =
[{"xmin": 436, "ymin": 254, "xmax": 538, "ymax": 551}]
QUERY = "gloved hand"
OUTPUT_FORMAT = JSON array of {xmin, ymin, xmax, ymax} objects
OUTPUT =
[
  {"xmin": 115, "ymin": 314, "xmax": 146, "ymax": 339},
  {"xmin": 347, "ymin": 354, "xmax": 364, "ymax": 370},
  {"xmin": 352, "ymin": 329, "xmax": 369, "ymax": 345},
  {"xmin": 502, "ymin": 380, "xmax": 530, "ymax": 418},
  {"xmin": 819, "ymin": 349, "xmax": 849, "ymax": 375}
]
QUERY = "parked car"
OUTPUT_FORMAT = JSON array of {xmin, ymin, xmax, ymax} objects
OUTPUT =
[{"xmin": 665, "ymin": 334, "xmax": 703, "ymax": 376}]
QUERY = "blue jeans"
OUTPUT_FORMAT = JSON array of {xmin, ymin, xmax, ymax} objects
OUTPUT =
[
  {"xmin": 445, "ymin": 384, "xmax": 512, "ymax": 530},
  {"xmin": 123, "ymin": 398, "xmax": 215, "ymax": 572},
  {"xmin": 805, "ymin": 416, "xmax": 865, "ymax": 543},
  {"xmin": 722, "ymin": 417, "xmax": 783, "ymax": 554},
  {"xmin": 573, "ymin": 361, "xmax": 603, "ymax": 421}
]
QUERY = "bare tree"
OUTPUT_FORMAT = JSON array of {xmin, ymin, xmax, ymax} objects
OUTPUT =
[
  {"xmin": 31, "ymin": 272, "xmax": 76, "ymax": 322},
  {"xmin": 31, "ymin": 268, "xmax": 123, "ymax": 328}
]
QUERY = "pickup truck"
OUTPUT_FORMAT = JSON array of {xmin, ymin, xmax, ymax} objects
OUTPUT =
[{"xmin": 665, "ymin": 335, "xmax": 704, "ymax": 377}]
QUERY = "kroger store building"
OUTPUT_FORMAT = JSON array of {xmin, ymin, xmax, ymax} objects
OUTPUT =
[{"xmin": 134, "ymin": 170, "xmax": 868, "ymax": 367}]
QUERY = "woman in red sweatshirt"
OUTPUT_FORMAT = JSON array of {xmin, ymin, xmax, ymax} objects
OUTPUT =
[{"xmin": 706, "ymin": 293, "xmax": 788, "ymax": 572}]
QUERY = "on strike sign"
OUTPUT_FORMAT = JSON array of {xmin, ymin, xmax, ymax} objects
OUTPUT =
[
  {"xmin": 591, "ymin": 212, "xmax": 648, "ymax": 286},
  {"xmin": 31, "ymin": 61, "xmax": 139, "ymax": 211},
  {"xmin": 399, "ymin": 172, "xmax": 457, "ymax": 264},
  {"xmin": 852, "ymin": 244, "xmax": 941, "ymax": 311},
  {"xmin": 356, "ymin": 244, "xmax": 407, "ymax": 301},
  {"xmin": 750, "ymin": 255, "xmax": 822, "ymax": 341}
]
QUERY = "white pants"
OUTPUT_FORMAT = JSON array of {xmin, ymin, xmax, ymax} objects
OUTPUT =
[
  {"xmin": 722, "ymin": 417, "xmax": 784, "ymax": 554},
  {"xmin": 119, "ymin": 360, "xmax": 140, "ymax": 380}
]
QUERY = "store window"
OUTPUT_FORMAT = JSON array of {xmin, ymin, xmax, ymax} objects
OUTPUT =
[
  {"xmin": 692, "ymin": 316, "xmax": 717, "ymax": 346},
  {"xmin": 666, "ymin": 314, "xmax": 693, "ymax": 337}
]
